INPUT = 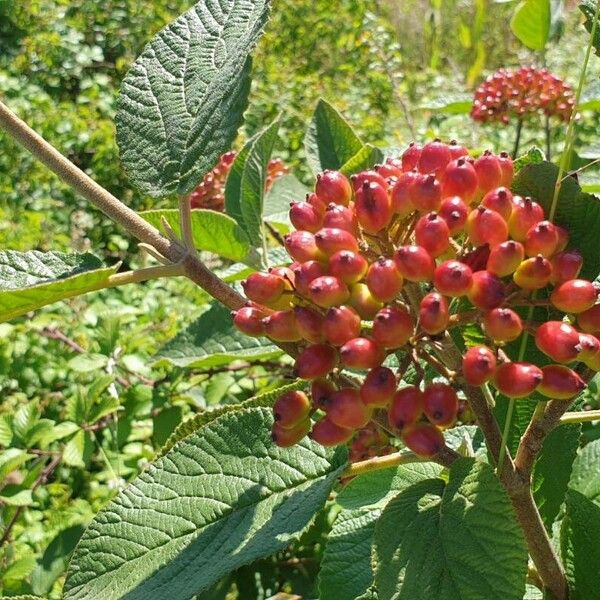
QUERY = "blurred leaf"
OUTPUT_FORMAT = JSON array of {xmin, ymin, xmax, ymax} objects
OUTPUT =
[
  {"xmin": 580, "ymin": 0, "xmax": 600, "ymax": 57},
  {"xmin": 305, "ymin": 99, "xmax": 363, "ymax": 175},
  {"xmin": 63, "ymin": 430, "xmax": 92, "ymax": 468},
  {"xmin": 510, "ymin": 0, "xmax": 551, "ymax": 50},
  {"xmin": 152, "ymin": 406, "xmax": 184, "ymax": 448},
  {"xmin": 263, "ymin": 174, "xmax": 310, "ymax": 228},
  {"xmin": 421, "ymin": 94, "xmax": 472, "ymax": 114},
  {"xmin": 0, "ymin": 414, "xmax": 12, "ymax": 446},
  {"xmin": 2, "ymin": 556, "xmax": 37, "ymax": 583},
  {"xmin": 0, "ymin": 448, "xmax": 32, "ymax": 481},
  {"xmin": 0, "ymin": 486, "xmax": 34, "ymax": 506},
  {"xmin": 340, "ymin": 144, "xmax": 384, "ymax": 176},
  {"xmin": 514, "ymin": 146, "xmax": 545, "ymax": 172},
  {"xmin": 115, "ymin": 0, "xmax": 270, "ymax": 197},
  {"xmin": 68, "ymin": 353, "xmax": 109, "ymax": 373},
  {"xmin": 13, "ymin": 402, "xmax": 39, "ymax": 444},
  {"xmin": 0, "ymin": 251, "xmax": 118, "ymax": 324}
]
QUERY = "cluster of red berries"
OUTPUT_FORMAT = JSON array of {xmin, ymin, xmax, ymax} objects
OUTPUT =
[
  {"xmin": 471, "ymin": 67, "xmax": 574, "ymax": 124},
  {"xmin": 232, "ymin": 139, "xmax": 598, "ymax": 458},
  {"xmin": 190, "ymin": 151, "xmax": 288, "ymax": 211}
]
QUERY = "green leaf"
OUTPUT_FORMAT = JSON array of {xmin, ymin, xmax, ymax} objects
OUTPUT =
[
  {"xmin": 305, "ymin": 99, "xmax": 363, "ymax": 175},
  {"xmin": 569, "ymin": 438, "xmax": 600, "ymax": 505},
  {"xmin": 580, "ymin": 0, "xmax": 600, "ymax": 57},
  {"xmin": 154, "ymin": 301, "xmax": 281, "ymax": 369},
  {"xmin": 158, "ymin": 379, "xmax": 307, "ymax": 457},
  {"xmin": 561, "ymin": 489, "xmax": 600, "ymax": 598},
  {"xmin": 0, "ymin": 487, "xmax": 34, "ymax": 506},
  {"xmin": 421, "ymin": 94, "xmax": 472, "ymax": 114},
  {"xmin": 0, "ymin": 251, "xmax": 117, "ymax": 323},
  {"xmin": 263, "ymin": 174, "xmax": 311, "ymax": 228},
  {"xmin": 140, "ymin": 209, "xmax": 251, "ymax": 263},
  {"xmin": 514, "ymin": 146, "xmax": 545, "ymax": 172},
  {"xmin": 512, "ymin": 161, "xmax": 600, "ymax": 280},
  {"xmin": 533, "ymin": 424, "xmax": 581, "ymax": 529},
  {"xmin": 115, "ymin": 0, "xmax": 270, "ymax": 197},
  {"xmin": 2, "ymin": 556, "xmax": 37, "ymax": 584},
  {"xmin": 64, "ymin": 407, "xmax": 347, "ymax": 600},
  {"xmin": 373, "ymin": 458, "xmax": 527, "ymax": 600},
  {"xmin": 0, "ymin": 448, "xmax": 32, "ymax": 481},
  {"xmin": 510, "ymin": 0, "xmax": 551, "ymax": 50},
  {"xmin": 62, "ymin": 430, "xmax": 93, "ymax": 468},
  {"xmin": 68, "ymin": 353, "xmax": 109, "ymax": 373},
  {"xmin": 340, "ymin": 144, "xmax": 385, "ymax": 176}
]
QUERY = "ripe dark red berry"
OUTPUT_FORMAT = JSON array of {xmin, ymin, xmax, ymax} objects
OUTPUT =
[
  {"xmin": 537, "ymin": 365, "xmax": 586, "ymax": 400},
  {"xmin": 466, "ymin": 206, "xmax": 508, "ymax": 248},
  {"xmin": 483, "ymin": 308, "xmax": 523, "ymax": 342},
  {"xmin": 439, "ymin": 196, "xmax": 468, "ymax": 234},
  {"xmin": 273, "ymin": 390, "xmax": 311, "ymax": 428},
  {"xmin": 315, "ymin": 170, "xmax": 352, "ymax": 206},
  {"xmin": 467, "ymin": 270, "xmax": 505, "ymax": 310},
  {"xmin": 487, "ymin": 241, "xmax": 525, "ymax": 277},
  {"xmin": 293, "ymin": 260, "xmax": 328, "ymax": 296},
  {"xmin": 309, "ymin": 275, "xmax": 350, "ymax": 308},
  {"xmin": 233, "ymin": 306, "xmax": 267, "ymax": 337},
  {"xmin": 410, "ymin": 174, "xmax": 442, "ymax": 212},
  {"xmin": 481, "ymin": 187, "xmax": 513, "ymax": 220},
  {"xmin": 289, "ymin": 201, "xmax": 324, "ymax": 232},
  {"xmin": 474, "ymin": 151, "xmax": 502, "ymax": 194},
  {"xmin": 433, "ymin": 260, "xmax": 473, "ymax": 297},
  {"xmin": 324, "ymin": 305, "xmax": 362, "ymax": 346},
  {"xmin": 349, "ymin": 283, "xmax": 384, "ymax": 320},
  {"xmin": 418, "ymin": 140, "xmax": 452, "ymax": 176},
  {"xmin": 394, "ymin": 245, "xmax": 435, "ymax": 282},
  {"xmin": 535, "ymin": 321, "xmax": 581, "ymax": 363},
  {"xmin": 463, "ymin": 345, "xmax": 497, "ymax": 385},
  {"xmin": 327, "ymin": 388, "xmax": 372, "ymax": 429},
  {"xmin": 311, "ymin": 378, "xmax": 337, "ymax": 409},
  {"xmin": 578, "ymin": 304, "xmax": 600, "ymax": 334},
  {"xmin": 351, "ymin": 170, "xmax": 387, "ymax": 192},
  {"xmin": 419, "ymin": 292, "xmax": 450, "ymax": 335},
  {"xmin": 401, "ymin": 422, "xmax": 445, "ymax": 457},
  {"xmin": 422, "ymin": 383, "xmax": 459, "ymax": 428},
  {"xmin": 366, "ymin": 257, "xmax": 404, "ymax": 302},
  {"xmin": 360, "ymin": 366, "xmax": 397, "ymax": 407},
  {"xmin": 323, "ymin": 203, "xmax": 359, "ymax": 234},
  {"xmin": 391, "ymin": 171, "xmax": 418, "ymax": 216},
  {"xmin": 493, "ymin": 362, "xmax": 543, "ymax": 398},
  {"xmin": 441, "ymin": 158, "xmax": 478, "ymax": 201},
  {"xmin": 355, "ymin": 181, "xmax": 393, "ymax": 233},
  {"xmin": 311, "ymin": 417, "xmax": 353, "ymax": 446},
  {"xmin": 339, "ymin": 337, "xmax": 385, "ymax": 370},
  {"xmin": 513, "ymin": 255, "xmax": 553, "ymax": 290},
  {"xmin": 372, "ymin": 306, "xmax": 414, "ymax": 348},
  {"xmin": 294, "ymin": 344, "xmax": 337, "ymax": 379},
  {"xmin": 551, "ymin": 279, "xmax": 597, "ymax": 314},
  {"xmin": 415, "ymin": 212, "xmax": 450, "ymax": 257},
  {"xmin": 272, "ymin": 418, "xmax": 310, "ymax": 447},
  {"xmin": 329, "ymin": 250, "xmax": 368, "ymax": 284},
  {"xmin": 242, "ymin": 272, "xmax": 285, "ymax": 305},
  {"xmin": 294, "ymin": 306, "xmax": 326, "ymax": 343},
  {"xmin": 315, "ymin": 227, "xmax": 359, "ymax": 256},
  {"xmin": 388, "ymin": 386, "xmax": 423, "ymax": 430},
  {"xmin": 263, "ymin": 310, "xmax": 302, "ymax": 342}
]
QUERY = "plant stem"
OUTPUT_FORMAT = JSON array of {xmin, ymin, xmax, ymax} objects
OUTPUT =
[
  {"xmin": 551, "ymin": 0, "xmax": 600, "ymax": 221},
  {"xmin": 560, "ymin": 409, "xmax": 600, "ymax": 423},
  {"xmin": 179, "ymin": 196, "xmax": 196, "ymax": 251},
  {"xmin": 544, "ymin": 114, "xmax": 552, "ymax": 161},
  {"xmin": 513, "ymin": 118, "xmax": 523, "ymax": 158}
]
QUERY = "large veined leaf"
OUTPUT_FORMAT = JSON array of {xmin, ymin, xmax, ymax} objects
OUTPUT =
[
  {"xmin": 116, "ymin": 0, "xmax": 270, "ymax": 197},
  {"xmin": 569, "ymin": 438, "xmax": 600, "ymax": 506},
  {"xmin": 340, "ymin": 144, "xmax": 385, "ymax": 177},
  {"xmin": 305, "ymin": 99, "xmax": 364, "ymax": 175},
  {"xmin": 510, "ymin": 0, "xmax": 551, "ymax": 50},
  {"xmin": 154, "ymin": 301, "xmax": 281, "ymax": 368},
  {"xmin": 0, "ymin": 251, "xmax": 118, "ymax": 323},
  {"xmin": 513, "ymin": 161, "xmax": 600, "ymax": 280},
  {"xmin": 373, "ymin": 458, "xmax": 527, "ymax": 600},
  {"xmin": 561, "ymin": 489, "xmax": 600, "ymax": 599},
  {"xmin": 64, "ymin": 407, "xmax": 347, "ymax": 600},
  {"xmin": 140, "ymin": 209, "xmax": 251, "ymax": 263}
]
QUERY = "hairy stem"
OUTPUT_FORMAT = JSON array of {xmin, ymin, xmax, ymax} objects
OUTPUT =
[{"xmin": 560, "ymin": 409, "xmax": 600, "ymax": 423}]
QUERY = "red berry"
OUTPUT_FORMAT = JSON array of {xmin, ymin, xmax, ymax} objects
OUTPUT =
[
  {"xmin": 360, "ymin": 366, "xmax": 397, "ymax": 407},
  {"xmin": 311, "ymin": 378, "xmax": 337, "ymax": 409},
  {"xmin": 329, "ymin": 250, "xmax": 368, "ymax": 284},
  {"xmin": 415, "ymin": 212, "xmax": 451, "ymax": 257},
  {"xmin": 315, "ymin": 170, "xmax": 352, "ymax": 206},
  {"xmin": 410, "ymin": 174, "xmax": 442, "ymax": 212},
  {"xmin": 448, "ymin": 140, "xmax": 469, "ymax": 159},
  {"xmin": 372, "ymin": 306, "xmax": 414, "ymax": 348},
  {"xmin": 498, "ymin": 152, "xmax": 514, "ymax": 187},
  {"xmin": 578, "ymin": 334, "xmax": 600, "ymax": 370},
  {"xmin": 551, "ymin": 279, "xmax": 597, "ymax": 314},
  {"xmin": 294, "ymin": 344, "xmax": 338, "ymax": 379},
  {"xmin": 401, "ymin": 142, "xmax": 422, "ymax": 171},
  {"xmin": 311, "ymin": 417, "xmax": 353, "ymax": 446},
  {"xmin": 466, "ymin": 206, "xmax": 508, "ymax": 248},
  {"xmin": 376, "ymin": 161, "xmax": 403, "ymax": 179},
  {"xmin": 349, "ymin": 283, "xmax": 384, "ymax": 320},
  {"xmin": 418, "ymin": 140, "xmax": 452, "ymax": 176},
  {"xmin": 463, "ymin": 345, "xmax": 497, "ymax": 385},
  {"xmin": 555, "ymin": 226, "xmax": 570, "ymax": 252},
  {"xmin": 294, "ymin": 306, "xmax": 326, "ymax": 343},
  {"xmin": 508, "ymin": 197, "xmax": 545, "ymax": 241},
  {"xmin": 306, "ymin": 192, "xmax": 327, "ymax": 215},
  {"xmin": 263, "ymin": 310, "xmax": 302, "ymax": 342},
  {"xmin": 419, "ymin": 292, "xmax": 450, "ymax": 335},
  {"xmin": 366, "ymin": 257, "xmax": 404, "ymax": 302},
  {"xmin": 388, "ymin": 386, "xmax": 423, "ymax": 430},
  {"xmin": 284, "ymin": 230, "xmax": 324, "ymax": 262},
  {"xmin": 315, "ymin": 227, "xmax": 359, "ymax": 256},
  {"xmin": 327, "ymin": 388, "xmax": 372, "ymax": 429},
  {"xmin": 481, "ymin": 187, "xmax": 513, "ymax": 220},
  {"xmin": 242, "ymin": 272, "xmax": 285, "ymax": 305},
  {"xmin": 401, "ymin": 422, "xmax": 445, "ymax": 457},
  {"xmin": 323, "ymin": 203, "xmax": 359, "ymax": 234},
  {"xmin": 355, "ymin": 181, "xmax": 393, "ymax": 233},
  {"xmin": 525, "ymin": 220, "xmax": 559, "ymax": 258},
  {"xmin": 272, "ymin": 418, "xmax": 310, "ymax": 447},
  {"xmin": 293, "ymin": 260, "xmax": 328, "ymax": 296},
  {"xmin": 269, "ymin": 266, "xmax": 295, "ymax": 290},
  {"xmin": 394, "ymin": 245, "xmax": 435, "ymax": 282},
  {"xmin": 390, "ymin": 171, "xmax": 419, "ymax": 216},
  {"xmin": 474, "ymin": 151, "xmax": 503, "ymax": 194},
  {"xmin": 483, "ymin": 308, "xmax": 523, "ymax": 342},
  {"xmin": 423, "ymin": 383, "xmax": 459, "ymax": 428},
  {"xmin": 233, "ymin": 306, "xmax": 267, "ymax": 337},
  {"xmin": 550, "ymin": 250, "xmax": 583, "ymax": 284},
  {"xmin": 289, "ymin": 201, "xmax": 324, "ymax": 232},
  {"xmin": 339, "ymin": 337, "xmax": 385, "ymax": 370},
  {"xmin": 537, "ymin": 365, "xmax": 586, "ymax": 400},
  {"xmin": 309, "ymin": 275, "xmax": 350, "ymax": 308},
  {"xmin": 324, "ymin": 305, "xmax": 362, "ymax": 346},
  {"xmin": 351, "ymin": 170, "xmax": 388, "ymax": 192},
  {"xmin": 441, "ymin": 157, "xmax": 478, "ymax": 201},
  {"xmin": 578, "ymin": 304, "xmax": 600, "ymax": 334},
  {"xmin": 493, "ymin": 362, "xmax": 543, "ymax": 398},
  {"xmin": 439, "ymin": 196, "xmax": 468, "ymax": 234},
  {"xmin": 433, "ymin": 260, "xmax": 474, "ymax": 297},
  {"xmin": 273, "ymin": 390, "xmax": 311, "ymax": 428},
  {"xmin": 487, "ymin": 241, "xmax": 525, "ymax": 277},
  {"xmin": 535, "ymin": 321, "xmax": 581, "ymax": 363},
  {"xmin": 513, "ymin": 255, "xmax": 553, "ymax": 290},
  {"xmin": 467, "ymin": 270, "xmax": 505, "ymax": 310}
]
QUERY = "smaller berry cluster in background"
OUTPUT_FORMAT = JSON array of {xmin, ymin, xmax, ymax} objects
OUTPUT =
[
  {"xmin": 471, "ymin": 66, "xmax": 574, "ymax": 124},
  {"xmin": 190, "ymin": 151, "xmax": 288, "ymax": 211}
]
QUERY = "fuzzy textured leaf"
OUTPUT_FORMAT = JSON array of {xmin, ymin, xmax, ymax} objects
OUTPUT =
[
  {"xmin": 64, "ymin": 407, "xmax": 347, "ymax": 600},
  {"xmin": 510, "ymin": 0, "xmax": 551, "ymax": 50},
  {"xmin": 569, "ymin": 438, "xmax": 600, "ymax": 506},
  {"xmin": 116, "ymin": 0, "xmax": 270, "ymax": 197},
  {"xmin": 580, "ymin": 0, "xmax": 600, "ymax": 57},
  {"xmin": 340, "ymin": 144, "xmax": 384, "ymax": 176}
]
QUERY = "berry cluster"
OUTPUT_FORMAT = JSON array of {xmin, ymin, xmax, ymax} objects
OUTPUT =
[
  {"xmin": 233, "ymin": 139, "xmax": 598, "ymax": 459},
  {"xmin": 190, "ymin": 151, "xmax": 288, "ymax": 211},
  {"xmin": 471, "ymin": 67, "xmax": 574, "ymax": 125}
]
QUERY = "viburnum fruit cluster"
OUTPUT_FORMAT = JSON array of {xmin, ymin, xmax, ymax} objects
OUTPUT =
[
  {"xmin": 471, "ymin": 66, "xmax": 574, "ymax": 125},
  {"xmin": 232, "ymin": 139, "xmax": 598, "ymax": 459},
  {"xmin": 190, "ymin": 151, "xmax": 288, "ymax": 210}
]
